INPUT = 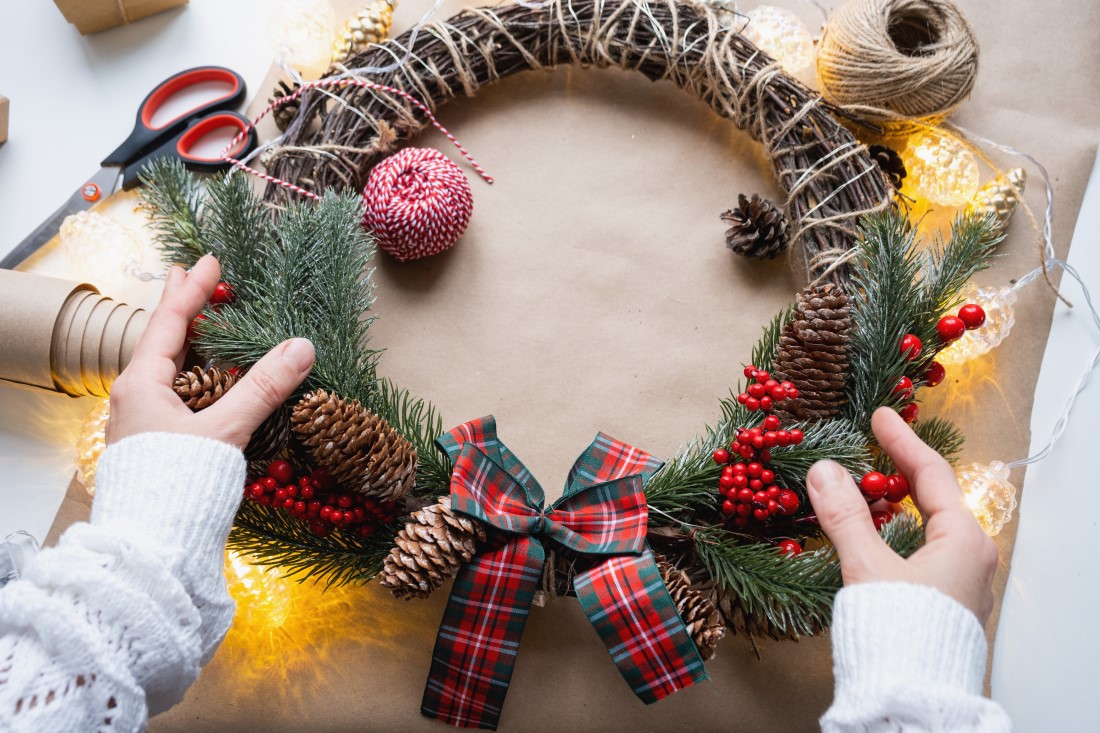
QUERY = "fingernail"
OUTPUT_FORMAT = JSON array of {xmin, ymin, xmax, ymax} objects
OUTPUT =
[
  {"xmin": 807, "ymin": 460, "xmax": 847, "ymax": 492},
  {"xmin": 282, "ymin": 338, "xmax": 315, "ymax": 372}
]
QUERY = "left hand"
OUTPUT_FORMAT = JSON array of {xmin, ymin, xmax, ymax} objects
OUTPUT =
[{"xmin": 106, "ymin": 254, "xmax": 315, "ymax": 449}]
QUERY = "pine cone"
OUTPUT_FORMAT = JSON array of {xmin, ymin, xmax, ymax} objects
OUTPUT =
[
  {"xmin": 270, "ymin": 79, "xmax": 302, "ymax": 133},
  {"xmin": 773, "ymin": 283, "xmax": 852, "ymax": 422},
  {"xmin": 379, "ymin": 497, "xmax": 487, "ymax": 599},
  {"xmin": 713, "ymin": 587, "xmax": 809, "ymax": 643},
  {"xmin": 868, "ymin": 144, "xmax": 907, "ymax": 191},
  {"xmin": 173, "ymin": 366, "xmax": 236, "ymax": 410},
  {"xmin": 721, "ymin": 194, "xmax": 790, "ymax": 260},
  {"xmin": 656, "ymin": 557, "xmax": 725, "ymax": 660},
  {"xmin": 291, "ymin": 389, "xmax": 416, "ymax": 499},
  {"xmin": 245, "ymin": 406, "xmax": 292, "ymax": 463},
  {"xmin": 332, "ymin": 0, "xmax": 396, "ymax": 63}
]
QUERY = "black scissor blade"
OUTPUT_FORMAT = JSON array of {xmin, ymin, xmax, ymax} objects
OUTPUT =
[{"xmin": 0, "ymin": 167, "xmax": 121, "ymax": 270}]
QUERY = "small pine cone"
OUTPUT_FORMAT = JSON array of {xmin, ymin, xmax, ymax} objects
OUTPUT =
[
  {"xmin": 173, "ymin": 366, "xmax": 236, "ymax": 410},
  {"xmin": 868, "ymin": 144, "xmax": 907, "ymax": 191},
  {"xmin": 713, "ymin": 587, "xmax": 809, "ymax": 643},
  {"xmin": 773, "ymin": 283, "xmax": 852, "ymax": 422},
  {"xmin": 245, "ymin": 406, "xmax": 292, "ymax": 464},
  {"xmin": 291, "ymin": 389, "xmax": 416, "ymax": 500},
  {"xmin": 721, "ymin": 194, "xmax": 790, "ymax": 260},
  {"xmin": 656, "ymin": 556, "xmax": 725, "ymax": 659},
  {"xmin": 270, "ymin": 79, "xmax": 302, "ymax": 133},
  {"xmin": 379, "ymin": 497, "xmax": 487, "ymax": 599}
]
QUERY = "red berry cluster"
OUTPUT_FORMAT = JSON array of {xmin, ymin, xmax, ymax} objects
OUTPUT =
[
  {"xmin": 716, "ymin": 366, "xmax": 805, "ymax": 531},
  {"xmin": 937, "ymin": 303, "xmax": 986, "ymax": 343},
  {"xmin": 858, "ymin": 471, "xmax": 910, "ymax": 530},
  {"xmin": 187, "ymin": 281, "xmax": 235, "ymax": 341},
  {"xmin": 245, "ymin": 460, "xmax": 399, "ymax": 539}
]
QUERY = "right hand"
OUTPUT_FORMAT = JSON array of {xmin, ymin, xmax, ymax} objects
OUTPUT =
[{"xmin": 806, "ymin": 407, "xmax": 999, "ymax": 623}]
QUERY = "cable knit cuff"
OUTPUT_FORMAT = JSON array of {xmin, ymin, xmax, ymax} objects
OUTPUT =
[
  {"xmin": 831, "ymin": 582, "xmax": 988, "ymax": 697},
  {"xmin": 92, "ymin": 433, "xmax": 246, "ymax": 560}
]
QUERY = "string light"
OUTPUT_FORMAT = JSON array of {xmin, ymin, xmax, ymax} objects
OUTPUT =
[
  {"xmin": 267, "ymin": 0, "xmax": 337, "ymax": 80},
  {"xmin": 225, "ymin": 551, "xmax": 293, "ymax": 630},
  {"xmin": 903, "ymin": 133, "xmax": 980, "ymax": 206},
  {"xmin": 74, "ymin": 399, "xmax": 111, "ymax": 496},
  {"xmin": 740, "ymin": 6, "xmax": 814, "ymax": 73},
  {"xmin": 708, "ymin": 0, "xmax": 739, "ymax": 28},
  {"xmin": 955, "ymin": 461, "xmax": 1017, "ymax": 536},
  {"xmin": 60, "ymin": 211, "xmax": 144, "ymax": 290},
  {"xmin": 937, "ymin": 284, "xmax": 1017, "ymax": 365}
]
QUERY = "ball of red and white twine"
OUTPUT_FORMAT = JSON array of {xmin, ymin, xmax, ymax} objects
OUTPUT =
[{"xmin": 361, "ymin": 148, "xmax": 473, "ymax": 261}]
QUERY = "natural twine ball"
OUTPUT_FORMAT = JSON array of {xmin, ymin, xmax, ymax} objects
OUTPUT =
[
  {"xmin": 361, "ymin": 147, "xmax": 473, "ymax": 261},
  {"xmin": 817, "ymin": 0, "xmax": 980, "ymax": 124}
]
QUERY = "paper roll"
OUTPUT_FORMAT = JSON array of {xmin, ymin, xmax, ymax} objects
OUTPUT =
[{"xmin": 0, "ymin": 270, "xmax": 148, "ymax": 397}]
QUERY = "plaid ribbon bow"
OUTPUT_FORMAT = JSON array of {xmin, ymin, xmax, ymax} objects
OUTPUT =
[{"xmin": 422, "ymin": 416, "xmax": 707, "ymax": 730}]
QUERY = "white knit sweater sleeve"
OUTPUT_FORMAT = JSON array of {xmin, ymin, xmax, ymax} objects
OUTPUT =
[
  {"xmin": 822, "ymin": 582, "xmax": 1012, "ymax": 732},
  {"xmin": 0, "ymin": 432, "xmax": 244, "ymax": 733}
]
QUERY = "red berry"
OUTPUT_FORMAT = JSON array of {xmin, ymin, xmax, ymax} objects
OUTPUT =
[
  {"xmin": 722, "ymin": 465, "xmax": 736, "ymax": 477},
  {"xmin": 286, "ymin": 485, "xmax": 299, "ymax": 499},
  {"xmin": 925, "ymin": 360, "xmax": 946, "ymax": 387},
  {"xmin": 736, "ymin": 503, "xmax": 752, "ymax": 517},
  {"xmin": 871, "ymin": 510, "xmax": 893, "ymax": 530},
  {"xmin": 958, "ymin": 303, "xmax": 986, "ymax": 329},
  {"xmin": 789, "ymin": 429, "xmax": 804, "ymax": 445},
  {"xmin": 358, "ymin": 525, "xmax": 376, "ymax": 538},
  {"xmin": 859, "ymin": 471, "xmax": 888, "ymax": 501},
  {"xmin": 777, "ymin": 490, "xmax": 800, "ymax": 515},
  {"xmin": 743, "ymin": 365, "xmax": 758, "ymax": 378},
  {"xmin": 260, "ymin": 477, "xmax": 277, "ymax": 491},
  {"xmin": 761, "ymin": 469, "xmax": 775, "ymax": 484},
  {"xmin": 755, "ymin": 370, "xmax": 770, "ymax": 384},
  {"xmin": 884, "ymin": 474, "xmax": 910, "ymax": 503},
  {"xmin": 713, "ymin": 448, "xmax": 730, "ymax": 465},
  {"xmin": 766, "ymin": 485, "xmax": 780, "ymax": 498},
  {"xmin": 739, "ymin": 445, "xmax": 755, "ymax": 459},
  {"xmin": 210, "ymin": 281, "xmax": 235, "ymax": 305},
  {"xmin": 899, "ymin": 334, "xmax": 922, "ymax": 360},
  {"xmin": 776, "ymin": 539, "xmax": 802, "ymax": 556},
  {"xmin": 722, "ymin": 500, "xmax": 737, "ymax": 516},
  {"xmin": 753, "ymin": 508, "xmax": 770, "ymax": 521},
  {"xmin": 353, "ymin": 507, "xmax": 366, "ymax": 522},
  {"xmin": 247, "ymin": 483, "xmax": 264, "ymax": 500},
  {"xmin": 320, "ymin": 506, "xmax": 333, "ymax": 520},
  {"xmin": 763, "ymin": 432, "xmax": 778, "ymax": 448},
  {"xmin": 752, "ymin": 435, "xmax": 765, "ymax": 450},
  {"xmin": 759, "ymin": 396, "xmax": 773, "ymax": 411},
  {"xmin": 937, "ymin": 316, "xmax": 966, "ymax": 342},
  {"xmin": 893, "ymin": 376, "xmax": 914, "ymax": 400},
  {"xmin": 737, "ymin": 488, "xmax": 754, "ymax": 503},
  {"xmin": 747, "ymin": 462, "xmax": 763, "ymax": 478},
  {"xmin": 737, "ymin": 393, "xmax": 748, "ymax": 404},
  {"xmin": 309, "ymin": 520, "xmax": 331, "ymax": 537},
  {"xmin": 719, "ymin": 474, "xmax": 737, "ymax": 490},
  {"xmin": 274, "ymin": 488, "xmax": 288, "ymax": 502},
  {"xmin": 753, "ymin": 490, "xmax": 768, "ymax": 504},
  {"xmin": 787, "ymin": 388, "xmax": 800, "ymax": 399},
  {"xmin": 745, "ymin": 397, "xmax": 760, "ymax": 411},
  {"xmin": 329, "ymin": 509, "xmax": 344, "ymax": 523},
  {"xmin": 307, "ymin": 500, "xmax": 322, "ymax": 516},
  {"xmin": 310, "ymin": 468, "xmax": 335, "ymax": 491},
  {"xmin": 758, "ymin": 449, "xmax": 772, "ymax": 462},
  {"xmin": 749, "ymin": 479, "xmax": 763, "ymax": 491},
  {"xmin": 300, "ymin": 485, "xmax": 315, "ymax": 500},
  {"xmin": 899, "ymin": 402, "xmax": 919, "ymax": 423},
  {"xmin": 337, "ymin": 495, "xmax": 353, "ymax": 509},
  {"xmin": 266, "ymin": 459, "xmax": 294, "ymax": 486},
  {"xmin": 293, "ymin": 500, "xmax": 307, "ymax": 515},
  {"xmin": 282, "ymin": 497, "xmax": 295, "ymax": 509},
  {"xmin": 731, "ymin": 516, "xmax": 750, "ymax": 529},
  {"xmin": 186, "ymin": 313, "xmax": 207, "ymax": 342},
  {"xmin": 766, "ymin": 499, "xmax": 780, "ymax": 514},
  {"xmin": 732, "ymin": 475, "xmax": 748, "ymax": 489},
  {"xmin": 763, "ymin": 415, "xmax": 781, "ymax": 431},
  {"xmin": 776, "ymin": 430, "xmax": 791, "ymax": 446}
]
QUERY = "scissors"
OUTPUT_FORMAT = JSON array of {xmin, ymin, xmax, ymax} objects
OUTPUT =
[{"xmin": 1, "ymin": 65, "xmax": 257, "ymax": 270}]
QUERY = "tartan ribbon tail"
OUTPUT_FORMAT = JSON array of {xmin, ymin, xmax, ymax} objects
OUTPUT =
[
  {"xmin": 574, "ymin": 547, "xmax": 708, "ymax": 703},
  {"xmin": 421, "ymin": 537, "xmax": 545, "ymax": 730}
]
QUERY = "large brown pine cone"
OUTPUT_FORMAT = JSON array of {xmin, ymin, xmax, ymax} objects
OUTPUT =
[
  {"xmin": 773, "ymin": 283, "xmax": 852, "ymax": 422},
  {"xmin": 244, "ymin": 406, "xmax": 292, "ymax": 464},
  {"xmin": 270, "ymin": 79, "xmax": 302, "ymax": 133},
  {"xmin": 721, "ymin": 193, "xmax": 790, "ymax": 260},
  {"xmin": 291, "ymin": 389, "xmax": 416, "ymax": 500},
  {"xmin": 656, "ymin": 556, "xmax": 726, "ymax": 660},
  {"xmin": 379, "ymin": 497, "xmax": 487, "ymax": 599},
  {"xmin": 172, "ymin": 366, "xmax": 237, "ymax": 410}
]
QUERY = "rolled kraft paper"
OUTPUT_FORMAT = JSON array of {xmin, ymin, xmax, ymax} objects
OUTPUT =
[
  {"xmin": 57, "ymin": 292, "xmax": 102, "ymax": 396},
  {"xmin": 80, "ymin": 298, "xmax": 119, "ymax": 397},
  {"xmin": 56, "ymin": 294, "xmax": 149, "ymax": 397},
  {"xmin": 118, "ymin": 308, "xmax": 149, "ymax": 374},
  {"xmin": 99, "ymin": 302, "xmax": 130, "ymax": 387},
  {"xmin": 0, "ymin": 270, "xmax": 96, "ymax": 391}
]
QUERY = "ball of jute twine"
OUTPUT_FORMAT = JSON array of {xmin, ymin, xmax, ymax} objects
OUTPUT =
[{"xmin": 817, "ymin": 0, "xmax": 979, "ymax": 127}]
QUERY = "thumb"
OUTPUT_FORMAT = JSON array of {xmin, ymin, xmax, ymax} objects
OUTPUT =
[
  {"xmin": 203, "ymin": 338, "xmax": 315, "ymax": 448},
  {"xmin": 806, "ymin": 460, "xmax": 888, "ymax": 578}
]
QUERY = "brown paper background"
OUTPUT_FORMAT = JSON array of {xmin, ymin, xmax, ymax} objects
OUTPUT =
[{"xmin": 44, "ymin": 0, "xmax": 1100, "ymax": 730}]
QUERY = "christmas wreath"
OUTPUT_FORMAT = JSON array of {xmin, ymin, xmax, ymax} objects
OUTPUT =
[{"xmin": 135, "ymin": 0, "xmax": 1003, "ymax": 727}]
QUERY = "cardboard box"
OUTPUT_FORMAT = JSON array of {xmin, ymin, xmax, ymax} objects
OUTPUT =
[
  {"xmin": 52, "ymin": 0, "xmax": 188, "ymax": 35},
  {"xmin": 0, "ymin": 96, "xmax": 8, "ymax": 144}
]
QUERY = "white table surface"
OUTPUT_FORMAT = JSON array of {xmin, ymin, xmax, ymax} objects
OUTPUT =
[{"xmin": 1, "ymin": 1, "xmax": 1098, "ymax": 730}]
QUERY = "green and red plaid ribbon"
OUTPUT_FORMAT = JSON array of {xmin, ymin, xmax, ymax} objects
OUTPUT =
[{"xmin": 422, "ymin": 416, "xmax": 708, "ymax": 730}]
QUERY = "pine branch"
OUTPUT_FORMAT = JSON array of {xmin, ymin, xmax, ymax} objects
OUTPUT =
[
  {"xmin": 138, "ymin": 158, "xmax": 207, "ymax": 266},
  {"xmin": 767, "ymin": 418, "xmax": 871, "ymax": 491},
  {"xmin": 751, "ymin": 304, "xmax": 793, "ymax": 372},
  {"xmin": 201, "ymin": 173, "xmax": 272, "ymax": 298},
  {"xmin": 372, "ymin": 378, "xmax": 452, "ymax": 498}
]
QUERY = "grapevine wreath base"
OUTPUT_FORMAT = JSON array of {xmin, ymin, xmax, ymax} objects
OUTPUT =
[{"xmin": 134, "ymin": 0, "xmax": 1008, "ymax": 727}]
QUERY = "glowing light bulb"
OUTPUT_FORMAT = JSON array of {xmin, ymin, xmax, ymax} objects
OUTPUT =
[
  {"xmin": 75, "ymin": 399, "xmax": 111, "ymax": 496},
  {"xmin": 903, "ymin": 133, "xmax": 980, "ymax": 206},
  {"xmin": 937, "ymin": 284, "xmax": 1017, "ymax": 365},
  {"xmin": 225, "ymin": 551, "xmax": 292, "ymax": 629},
  {"xmin": 741, "ymin": 6, "xmax": 814, "ymax": 73},
  {"xmin": 268, "ymin": 0, "xmax": 337, "ymax": 80},
  {"xmin": 60, "ymin": 211, "xmax": 144, "ymax": 290},
  {"xmin": 708, "ymin": 0, "xmax": 739, "ymax": 28},
  {"xmin": 956, "ymin": 461, "xmax": 1016, "ymax": 536}
]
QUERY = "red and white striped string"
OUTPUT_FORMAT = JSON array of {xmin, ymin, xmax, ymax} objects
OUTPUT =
[{"xmin": 219, "ymin": 77, "xmax": 493, "ymax": 199}]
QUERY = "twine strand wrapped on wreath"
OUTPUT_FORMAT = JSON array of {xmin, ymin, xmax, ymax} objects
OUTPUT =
[{"xmin": 262, "ymin": 0, "xmax": 894, "ymax": 285}]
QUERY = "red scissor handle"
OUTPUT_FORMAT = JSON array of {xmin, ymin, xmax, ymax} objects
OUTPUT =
[
  {"xmin": 102, "ymin": 66, "xmax": 247, "ymax": 168},
  {"xmin": 120, "ymin": 112, "xmax": 257, "ymax": 190}
]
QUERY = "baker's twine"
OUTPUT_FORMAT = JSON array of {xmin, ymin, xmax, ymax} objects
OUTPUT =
[
  {"xmin": 361, "ymin": 147, "xmax": 473, "ymax": 261},
  {"xmin": 817, "ymin": 0, "xmax": 979, "ymax": 128}
]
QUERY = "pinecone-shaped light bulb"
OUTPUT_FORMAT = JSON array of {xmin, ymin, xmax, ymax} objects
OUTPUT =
[
  {"xmin": 937, "ymin": 284, "xmax": 1017, "ymax": 366},
  {"xmin": 225, "ymin": 550, "xmax": 292, "ymax": 629},
  {"xmin": 904, "ymin": 134, "xmax": 980, "ymax": 206},
  {"xmin": 967, "ymin": 168, "xmax": 1027, "ymax": 240},
  {"xmin": 956, "ymin": 461, "xmax": 1017, "ymax": 536},
  {"xmin": 741, "ymin": 5, "xmax": 814, "ymax": 72},
  {"xmin": 75, "ymin": 399, "xmax": 111, "ymax": 496},
  {"xmin": 332, "ymin": 0, "xmax": 395, "ymax": 62},
  {"xmin": 60, "ymin": 211, "xmax": 144, "ymax": 290}
]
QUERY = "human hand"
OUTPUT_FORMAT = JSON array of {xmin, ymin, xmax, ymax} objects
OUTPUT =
[
  {"xmin": 806, "ymin": 407, "xmax": 999, "ymax": 623},
  {"xmin": 107, "ymin": 254, "xmax": 315, "ymax": 449}
]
